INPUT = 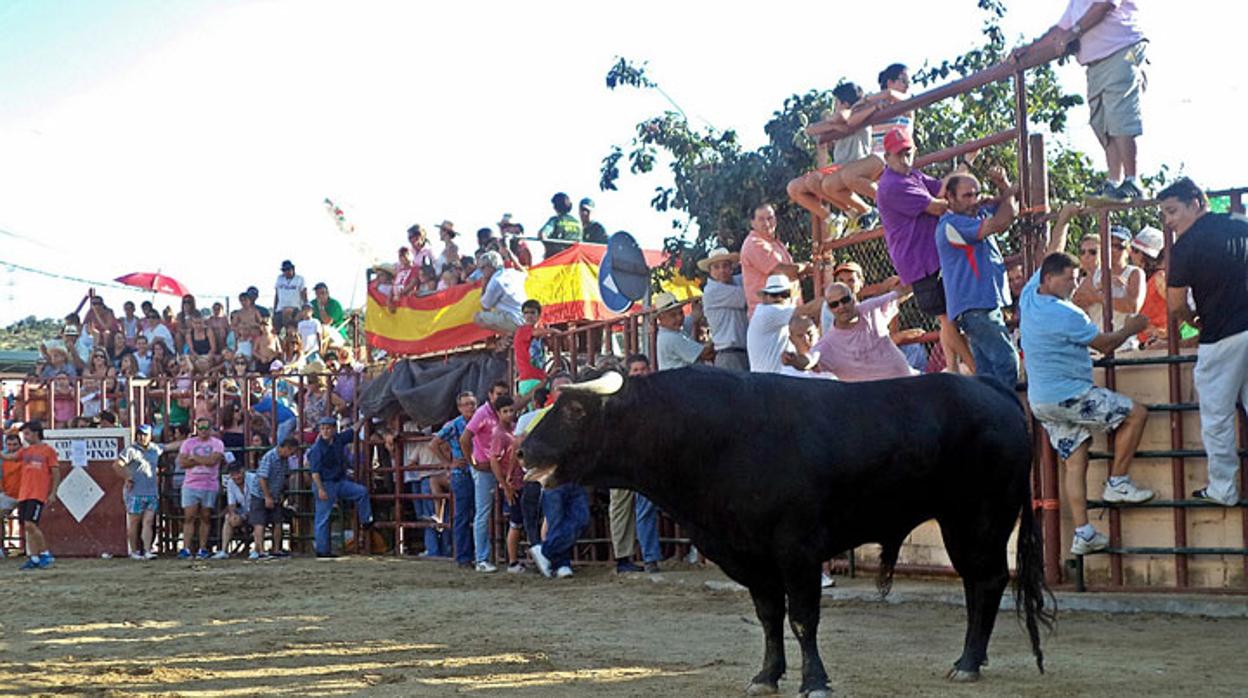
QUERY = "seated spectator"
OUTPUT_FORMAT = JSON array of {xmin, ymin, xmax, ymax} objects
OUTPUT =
[
  {"xmin": 231, "ymin": 292, "xmax": 263, "ymax": 344},
  {"xmin": 1127, "ymin": 225, "xmax": 1169, "ymax": 347},
  {"xmin": 408, "ymin": 224, "xmax": 437, "ymax": 269},
  {"xmin": 60, "ymin": 323, "xmax": 92, "ymax": 373},
  {"xmin": 274, "ymin": 260, "xmax": 308, "ymax": 329},
  {"xmin": 208, "ymin": 302, "xmax": 231, "ymax": 351},
  {"xmin": 105, "ymin": 332, "xmax": 128, "ymax": 367},
  {"xmin": 251, "ymin": 320, "xmax": 281, "ymax": 371},
  {"xmin": 311, "ymin": 283, "xmax": 345, "ymax": 341},
  {"xmin": 214, "ymin": 462, "xmax": 252, "ymax": 559},
  {"xmin": 416, "ymin": 265, "xmax": 439, "ymax": 295},
  {"xmin": 437, "ymin": 265, "xmax": 462, "ymax": 291},
  {"xmin": 118, "ymin": 352, "xmax": 143, "ymax": 380},
  {"xmin": 184, "ymin": 315, "xmax": 219, "ymax": 360},
  {"xmin": 119, "ymin": 301, "xmax": 140, "ymax": 348},
  {"xmin": 175, "ymin": 295, "xmax": 199, "ymax": 349},
  {"xmin": 812, "ymin": 280, "xmax": 919, "ymax": 381},
  {"xmin": 393, "ymin": 246, "xmax": 417, "ymax": 302},
  {"xmin": 515, "ymin": 300, "xmax": 551, "ymax": 396},
  {"xmin": 460, "ymin": 255, "xmax": 479, "ymax": 282},
  {"xmin": 1020, "ymin": 218, "xmax": 1153, "ymax": 554},
  {"xmin": 83, "ymin": 292, "xmax": 119, "ymax": 349},
  {"xmin": 747, "ymin": 274, "xmax": 824, "ymax": 374},
  {"xmin": 779, "ymin": 315, "xmax": 837, "ymax": 379},
  {"xmin": 38, "ymin": 343, "xmax": 77, "ymax": 379},
  {"xmin": 473, "ymin": 250, "xmax": 527, "ymax": 335},
  {"xmin": 698, "ymin": 247, "xmax": 749, "ymax": 372},
  {"xmin": 437, "ymin": 222, "xmax": 460, "ymax": 271},
  {"xmin": 142, "ymin": 310, "xmax": 175, "ymax": 355}
]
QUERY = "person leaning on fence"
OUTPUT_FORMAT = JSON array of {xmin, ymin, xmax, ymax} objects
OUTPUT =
[
  {"xmin": 308, "ymin": 416, "xmax": 373, "ymax": 558},
  {"xmin": 113, "ymin": 424, "xmax": 161, "ymax": 561},
  {"xmin": 810, "ymin": 280, "xmax": 917, "ymax": 382},
  {"xmin": 177, "ymin": 417, "xmax": 225, "ymax": 560},
  {"xmin": 1019, "ymin": 220, "xmax": 1154, "ymax": 555},
  {"xmin": 740, "ymin": 203, "xmax": 806, "ymax": 318},
  {"xmin": 655, "ymin": 293, "xmax": 713, "ymax": 371},
  {"xmin": 934, "ymin": 167, "xmax": 1022, "ymax": 389},
  {"xmin": 432, "ymin": 391, "xmax": 479, "ymax": 569},
  {"xmin": 250, "ymin": 436, "xmax": 299, "ymax": 559},
  {"xmin": 698, "ymin": 247, "xmax": 750, "ymax": 372},
  {"xmin": 1125, "ymin": 225, "xmax": 1170, "ymax": 347},
  {"xmin": 474, "ymin": 250, "xmax": 528, "ymax": 336},
  {"xmin": 1159, "ymin": 177, "xmax": 1248, "ymax": 506},
  {"xmin": 460, "ymin": 381, "xmax": 511, "ymax": 573},
  {"xmin": 0, "ymin": 421, "xmax": 62, "ymax": 570}
]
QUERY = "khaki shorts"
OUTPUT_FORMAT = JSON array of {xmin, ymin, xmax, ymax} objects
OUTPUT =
[{"xmin": 1087, "ymin": 40, "xmax": 1148, "ymax": 144}]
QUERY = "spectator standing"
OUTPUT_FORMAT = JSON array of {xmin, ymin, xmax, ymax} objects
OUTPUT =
[
  {"xmin": 875, "ymin": 127, "xmax": 976, "ymax": 374},
  {"xmin": 654, "ymin": 293, "xmax": 713, "ymax": 370},
  {"xmin": 0, "ymin": 433, "xmax": 22, "ymax": 524},
  {"xmin": 1015, "ymin": 0, "xmax": 1147, "ymax": 202},
  {"xmin": 176, "ymin": 418, "xmax": 225, "ymax": 560},
  {"xmin": 459, "ymin": 381, "xmax": 510, "ymax": 572},
  {"xmin": 251, "ymin": 436, "xmax": 298, "ymax": 558},
  {"xmin": 120, "ymin": 301, "xmax": 140, "ymax": 347},
  {"xmin": 474, "ymin": 250, "xmax": 528, "ymax": 335},
  {"xmin": 698, "ymin": 248, "xmax": 749, "ymax": 372},
  {"xmin": 308, "ymin": 416, "xmax": 374, "ymax": 557},
  {"xmin": 579, "ymin": 198, "xmax": 609, "ymax": 243},
  {"xmin": 812, "ymin": 281, "xmax": 918, "ymax": 381},
  {"xmin": 431, "ymin": 391, "xmax": 479, "ymax": 568},
  {"xmin": 933, "ymin": 168, "xmax": 1021, "ymax": 388},
  {"xmin": 437, "ymin": 222, "xmax": 461, "ymax": 271},
  {"xmin": 1161, "ymin": 178, "xmax": 1248, "ymax": 505},
  {"xmin": 274, "ymin": 260, "xmax": 307, "ymax": 329},
  {"xmin": 606, "ymin": 355, "xmax": 663, "ymax": 574},
  {"xmin": 113, "ymin": 424, "xmax": 161, "ymax": 560},
  {"xmin": 748, "ymin": 274, "xmax": 825, "ymax": 374},
  {"xmin": 537, "ymin": 192, "xmax": 583, "ymax": 242},
  {"xmin": 488, "ymin": 396, "xmax": 527, "ymax": 572},
  {"xmin": 2, "ymin": 421, "xmax": 62, "ymax": 570},
  {"xmin": 1019, "ymin": 220, "xmax": 1153, "ymax": 554},
  {"xmin": 740, "ymin": 203, "xmax": 805, "ymax": 318}
]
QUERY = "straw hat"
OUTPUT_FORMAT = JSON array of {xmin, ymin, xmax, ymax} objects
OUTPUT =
[
  {"xmin": 697, "ymin": 247, "xmax": 740, "ymax": 273},
  {"xmin": 651, "ymin": 292, "xmax": 681, "ymax": 312}
]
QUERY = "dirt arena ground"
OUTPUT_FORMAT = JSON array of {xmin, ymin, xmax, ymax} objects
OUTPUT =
[{"xmin": 1, "ymin": 556, "xmax": 1245, "ymax": 697}]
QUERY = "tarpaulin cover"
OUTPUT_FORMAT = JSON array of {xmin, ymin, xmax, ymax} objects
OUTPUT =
[{"xmin": 357, "ymin": 352, "xmax": 509, "ymax": 427}]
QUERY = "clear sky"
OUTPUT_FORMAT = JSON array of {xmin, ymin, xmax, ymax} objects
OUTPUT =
[{"xmin": 0, "ymin": 0, "xmax": 1238, "ymax": 325}]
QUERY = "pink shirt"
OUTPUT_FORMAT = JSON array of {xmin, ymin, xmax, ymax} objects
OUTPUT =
[
  {"xmin": 1058, "ymin": 0, "xmax": 1144, "ymax": 65},
  {"xmin": 179, "ymin": 436, "xmax": 225, "ymax": 491},
  {"xmin": 465, "ymin": 402, "xmax": 500, "ymax": 464},
  {"xmin": 740, "ymin": 231, "xmax": 796, "ymax": 318},
  {"xmin": 813, "ymin": 292, "xmax": 918, "ymax": 382}
]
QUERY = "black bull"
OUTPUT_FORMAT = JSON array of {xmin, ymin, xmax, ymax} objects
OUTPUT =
[{"xmin": 519, "ymin": 366, "xmax": 1054, "ymax": 696}]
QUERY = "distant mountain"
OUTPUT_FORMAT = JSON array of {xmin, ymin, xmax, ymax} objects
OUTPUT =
[{"xmin": 1, "ymin": 316, "xmax": 61, "ymax": 351}]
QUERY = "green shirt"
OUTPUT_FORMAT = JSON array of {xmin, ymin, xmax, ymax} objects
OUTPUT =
[
  {"xmin": 541, "ymin": 214, "xmax": 583, "ymax": 242},
  {"xmin": 312, "ymin": 298, "xmax": 346, "ymax": 337}
]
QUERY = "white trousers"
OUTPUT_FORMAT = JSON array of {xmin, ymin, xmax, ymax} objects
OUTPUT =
[{"xmin": 1193, "ymin": 329, "xmax": 1248, "ymax": 505}]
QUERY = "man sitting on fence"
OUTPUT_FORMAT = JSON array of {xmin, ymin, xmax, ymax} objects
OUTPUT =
[
  {"xmin": 474, "ymin": 250, "xmax": 528, "ymax": 335},
  {"xmin": 1019, "ymin": 222, "xmax": 1154, "ymax": 555},
  {"xmin": 308, "ymin": 416, "xmax": 374, "ymax": 558}
]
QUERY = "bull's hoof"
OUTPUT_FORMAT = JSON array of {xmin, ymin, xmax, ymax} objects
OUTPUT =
[
  {"xmin": 946, "ymin": 668, "xmax": 981, "ymax": 683},
  {"xmin": 744, "ymin": 681, "xmax": 779, "ymax": 695}
]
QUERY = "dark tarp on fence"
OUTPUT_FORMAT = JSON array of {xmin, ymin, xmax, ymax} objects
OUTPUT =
[{"xmin": 357, "ymin": 351, "xmax": 509, "ymax": 428}]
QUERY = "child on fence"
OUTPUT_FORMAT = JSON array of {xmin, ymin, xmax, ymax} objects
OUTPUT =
[
  {"xmin": 514, "ymin": 300, "xmax": 550, "ymax": 397},
  {"xmin": 0, "ymin": 421, "xmax": 62, "ymax": 570},
  {"xmin": 488, "ymin": 397, "xmax": 525, "ymax": 573}
]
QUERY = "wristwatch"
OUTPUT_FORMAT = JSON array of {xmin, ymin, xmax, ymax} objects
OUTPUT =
[{"xmin": 1071, "ymin": 23, "xmax": 1083, "ymax": 36}]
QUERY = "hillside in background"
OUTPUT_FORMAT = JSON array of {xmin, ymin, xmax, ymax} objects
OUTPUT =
[{"xmin": 1, "ymin": 317, "xmax": 60, "ymax": 352}]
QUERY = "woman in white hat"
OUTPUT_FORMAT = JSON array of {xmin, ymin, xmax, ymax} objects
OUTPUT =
[
  {"xmin": 698, "ymin": 247, "xmax": 749, "ymax": 372},
  {"xmin": 1128, "ymin": 226, "xmax": 1169, "ymax": 346}
]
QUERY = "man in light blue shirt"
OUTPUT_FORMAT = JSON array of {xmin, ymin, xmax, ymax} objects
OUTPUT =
[{"xmin": 1019, "ymin": 203, "xmax": 1153, "ymax": 556}]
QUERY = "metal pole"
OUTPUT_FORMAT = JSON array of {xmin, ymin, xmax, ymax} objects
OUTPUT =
[{"xmin": 1097, "ymin": 210, "xmax": 1124, "ymax": 587}]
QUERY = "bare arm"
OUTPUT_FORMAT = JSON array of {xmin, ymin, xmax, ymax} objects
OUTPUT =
[
  {"xmin": 1114, "ymin": 267, "xmax": 1145, "ymax": 314},
  {"xmin": 430, "ymin": 437, "xmax": 453, "ymax": 466},
  {"xmin": 924, "ymin": 199, "xmax": 950, "ymax": 217},
  {"xmin": 1089, "ymin": 315, "xmax": 1150, "ymax": 354},
  {"xmin": 1047, "ymin": 203, "xmax": 1083, "ymax": 257},
  {"xmin": 47, "ymin": 465, "xmax": 62, "ymax": 504},
  {"xmin": 459, "ymin": 428, "xmax": 475, "ymax": 466},
  {"xmin": 772, "ymin": 262, "xmax": 808, "ymax": 280},
  {"xmin": 1166, "ymin": 286, "xmax": 1197, "ymax": 327},
  {"xmin": 979, "ymin": 168, "xmax": 1019, "ymax": 239}
]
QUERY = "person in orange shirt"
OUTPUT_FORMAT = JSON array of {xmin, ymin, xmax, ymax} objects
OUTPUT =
[
  {"xmin": 0, "ymin": 421, "xmax": 62, "ymax": 569},
  {"xmin": 1, "ymin": 433, "xmax": 22, "ymax": 518}
]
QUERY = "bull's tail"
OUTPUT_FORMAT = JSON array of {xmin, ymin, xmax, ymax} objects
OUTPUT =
[
  {"xmin": 876, "ymin": 538, "xmax": 902, "ymax": 599},
  {"xmin": 1014, "ymin": 490, "xmax": 1057, "ymax": 673}
]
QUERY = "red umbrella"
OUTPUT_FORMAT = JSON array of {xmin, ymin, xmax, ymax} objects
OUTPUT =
[{"xmin": 114, "ymin": 272, "xmax": 191, "ymax": 297}]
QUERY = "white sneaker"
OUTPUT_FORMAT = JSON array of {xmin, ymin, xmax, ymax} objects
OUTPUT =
[
  {"xmin": 555, "ymin": 565, "xmax": 574, "ymax": 578},
  {"xmin": 128, "ymin": 551, "xmax": 144, "ymax": 561},
  {"xmin": 211, "ymin": 551, "xmax": 229, "ymax": 560},
  {"xmin": 143, "ymin": 551, "xmax": 157, "ymax": 561},
  {"xmin": 683, "ymin": 546, "xmax": 699, "ymax": 564},
  {"xmin": 821, "ymin": 572, "xmax": 836, "ymax": 589},
  {"xmin": 475, "ymin": 561, "xmax": 498, "ymax": 573},
  {"xmin": 529, "ymin": 544, "xmax": 553, "ymax": 578},
  {"xmin": 506, "ymin": 563, "xmax": 526, "ymax": 574},
  {"xmin": 1071, "ymin": 531, "xmax": 1110, "ymax": 555},
  {"xmin": 248, "ymin": 551, "xmax": 261, "ymax": 561},
  {"xmin": 1102, "ymin": 478, "xmax": 1155, "ymax": 504}
]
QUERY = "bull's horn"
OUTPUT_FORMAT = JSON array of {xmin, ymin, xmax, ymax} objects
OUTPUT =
[{"xmin": 563, "ymin": 371, "xmax": 624, "ymax": 395}]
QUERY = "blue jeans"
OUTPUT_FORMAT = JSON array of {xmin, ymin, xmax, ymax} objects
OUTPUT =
[
  {"xmin": 470, "ymin": 468, "xmax": 497, "ymax": 563},
  {"xmin": 957, "ymin": 308, "xmax": 1019, "ymax": 390},
  {"xmin": 276, "ymin": 417, "xmax": 297, "ymax": 445},
  {"xmin": 412, "ymin": 479, "xmax": 450, "ymax": 557},
  {"xmin": 450, "ymin": 467, "xmax": 475, "ymax": 565},
  {"xmin": 540, "ymin": 484, "xmax": 589, "ymax": 569},
  {"xmin": 314, "ymin": 479, "xmax": 373, "ymax": 555},
  {"xmin": 635, "ymin": 493, "xmax": 661, "ymax": 564},
  {"xmin": 521, "ymin": 482, "xmax": 543, "ymax": 548}
]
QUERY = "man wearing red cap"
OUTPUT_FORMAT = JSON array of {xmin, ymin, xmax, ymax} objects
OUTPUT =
[{"xmin": 875, "ymin": 128, "xmax": 975, "ymax": 375}]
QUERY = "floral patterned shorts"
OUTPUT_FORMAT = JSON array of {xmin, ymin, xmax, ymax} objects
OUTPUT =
[{"xmin": 1033, "ymin": 386, "xmax": 1134, "ymax": 460}]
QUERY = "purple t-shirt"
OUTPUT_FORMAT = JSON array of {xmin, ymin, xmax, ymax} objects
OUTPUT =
[{"xmin": 878, "ymin": 167, "xmax": 942, "ymax": 284}]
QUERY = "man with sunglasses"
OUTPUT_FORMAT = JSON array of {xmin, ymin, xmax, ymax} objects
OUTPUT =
[
  {"xmin": 176, "ymin": 418, "xmax": 225, "ymax": 560},
  {"xmin": 747, "ymin": 274, "xmax": 824, "ymax": 374},
  {"xmin": 811, "ymin": 279, "xmax": 918, "ymax": 382}
]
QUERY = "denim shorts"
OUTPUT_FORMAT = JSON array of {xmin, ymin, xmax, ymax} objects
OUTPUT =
[
  {"xmin": 180, "ymin": 487, "xmax": 218, "ymax": 510},
  {"xmin": 126, "ymin": 494, "xmax": 160, "ymax": 515},
  {"xmin": 0, "ymin": 493, "xmax": 17, "ymax": 512},
  {"xmin": 1032, "ymin": 386, "xmax": 1134, "ymax": 460}
]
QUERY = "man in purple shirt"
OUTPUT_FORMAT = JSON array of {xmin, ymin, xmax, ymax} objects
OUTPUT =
[{"xmin": 876, "ymin": 127, "xmax": 975, "ymax": 375}]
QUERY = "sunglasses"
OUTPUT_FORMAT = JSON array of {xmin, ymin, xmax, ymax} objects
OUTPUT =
[
  {"xmin": 827, "ymin": 296, "xmax": 854, "ymax": 308},
  {"xmin": 1079, "ymin": 248, "xmax": 1100, "ymax": 256},
  {"xmin": 196, "ymin": 423, "xmax": 211, "ymax": 430}
]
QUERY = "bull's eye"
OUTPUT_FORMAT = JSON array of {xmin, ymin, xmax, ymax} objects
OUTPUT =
[{"xmin": 563, "ymin": 401, "xmax": 586, "ymax": 422}]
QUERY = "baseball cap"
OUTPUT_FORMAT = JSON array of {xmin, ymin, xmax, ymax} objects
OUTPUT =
[
  {"xmin": 136, "ymin": 424, "xmax": 153, "ymax": 436},
  {"xmin": 1131, "ymin": 226, "xmax": 1164, "ymax": 259},
  {"xmin": 1110, "ymin": 226, "xmax": 1133, "ymax": 244},
  {"xmin": 832, "ymin": 261, "xmax": 864, "ymax": 277},
  {"xmin": 281, "ymin": 260, "xmax": 294, "ymax": 270},
  {"xmin": 579, "ymin": 197, "xmax": 595, "ymax": 210},
  {"xmin": 317, "ymin": 416, "xmax": 337, "ymax": 427},
  {"xmin": 245, "ymin": 286, "xmax": 260, "ymax": 299},
  {"xmin": 883, "ymin": 128, "xmax": 914, "ymax": 155}
]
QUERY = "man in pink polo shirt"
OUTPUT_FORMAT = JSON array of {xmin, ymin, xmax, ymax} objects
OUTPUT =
[
  {"xmin": 176, "ymin": 417, "xmax": 225, "ymax": 560},
  {"xmin": 813, "ymin": 280, "xmax": 919, "ymax": 382},
  {"xmin": 740, "ymin": 203, "xmax": 807, "ymax": 318},
  {"xmin": 459, "ymin": 381, "xmax": 510, "ymax": 572}
]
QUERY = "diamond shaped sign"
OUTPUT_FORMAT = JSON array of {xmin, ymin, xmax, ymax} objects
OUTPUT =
[{"xmin": 57, "ymin": 466, "xmax": 105, "ymax": 523}]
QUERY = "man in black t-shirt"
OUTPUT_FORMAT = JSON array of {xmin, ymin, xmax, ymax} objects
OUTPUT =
[{"xmin": 1162, "ymin": 177, "xmax": 1248, "ymax": 506}]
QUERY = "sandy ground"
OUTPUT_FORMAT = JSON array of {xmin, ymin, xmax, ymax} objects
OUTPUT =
[{"xmin": 1, "ymin": 556, "xmax": 1245, "ymax": 697}]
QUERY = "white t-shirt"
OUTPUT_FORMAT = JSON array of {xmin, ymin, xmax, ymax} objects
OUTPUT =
[
  {"xmin": 297, "ymin": 319, "xmax": 321, "ymax": 356},
  {"xmin": 275, "ymin": 274, "xmax": 306, "ymax": 310},
  {"xmin": 1058, "ymin": 0, "xmax": 1144, "ymax": 65},
  {"xmin": 657, "ymin": 327, "xmax": 704, "ymax": 371},
  {"xmin": 747, "ymin": 302, "xmax": 795, "ymax": 374},
  {"xmin": 702, "ymin": 277, "xmax": 748, "ymax": 350},
  {"xmin": 481, "ymin": 268, "xmax": 527, "ymax": 324}
]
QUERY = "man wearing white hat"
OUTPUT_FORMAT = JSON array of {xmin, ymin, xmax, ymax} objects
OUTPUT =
[
  {"xmin": 698, "ymin": 247, "xmax": 749, "ymax": 372},
  {"xmin": 747, "ymin": 274, "xmax": 823, "ymax": 374},
  {"xmin": 654, "ymin": 293, "xmax": 713, "ymax": 371}
]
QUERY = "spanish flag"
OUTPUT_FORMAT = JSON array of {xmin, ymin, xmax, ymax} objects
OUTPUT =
[{"xmin": 366, "ymin": 243, "xmax": 700, "ymax": 356}]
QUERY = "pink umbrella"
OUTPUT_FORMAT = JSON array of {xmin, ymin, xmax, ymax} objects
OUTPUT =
[{"xmin": 115, "ymin": 272, "xmax": 191, "ymax": 297}]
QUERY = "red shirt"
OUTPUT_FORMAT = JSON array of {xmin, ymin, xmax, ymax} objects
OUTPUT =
[
  {"xmin": 17, "ymin": 443, "xmax": 60, "ymax": 503},
  {"xmin": 514, "ymin": 324, "xmax": 546, "ymax": 382}
]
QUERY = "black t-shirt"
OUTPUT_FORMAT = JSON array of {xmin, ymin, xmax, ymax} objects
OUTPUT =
[
  {"xmin": 1168, "ymin": 213, "xmax": 1248, "ymax": 344},
  {"xmin": 583, "ymin": 221, "xmax": 609, "ymax": 244}
]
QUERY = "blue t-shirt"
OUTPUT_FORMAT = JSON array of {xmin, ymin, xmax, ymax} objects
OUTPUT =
[
  {"xmin": 307, "ymin": 429, "xmax": 355, "ymax": 483},
  {"xmin": 253, "ymin": 395, "xmax": 295, "ymax": 424},
  {"xmin": 934, "ymin": 206, "xmax": 1009, "ymax": 321},
  {"xmin": 435, "ymin": 415, "xmax": 468, "ymax": 460},
  {"xmin": 1018, "ymin": 271, "xmax": 1100, "ymax": 404}
]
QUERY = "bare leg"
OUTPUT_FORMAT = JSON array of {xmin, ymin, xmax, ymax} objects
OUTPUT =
[
  {"xmin": 26, "ymin": 523, "xmax": 46, "ymax": 556},
  {"xmin": 182, "ymin": 504, "xmax": 199, "ymax": 551},
  {"xmin": 1110, "ymin": 403, "xmax": 1148, "ymax": 477},
  {"xmin": 818, "ymin": 173, "xmax": 871, "ymax": 217},
  {"xmin": 430, "ymin": 474, "xmax": 450, "ymax": 524},
  {"xmin": 198, "ymin": 508, "xmax": 212, "ymax": 552},
  {"xmin": 1063, "ymin": 442, "xmax": 1091, "ymax": 528},
  {"xmin": 253, "ymin": 523, "xmax": 266, "ymax": 555},
  {"xmin": 141, "ymin": 510, "xmax": 156, "ymax": 554},
  {"xmin": 127, "ymin": 513, "xmax": 142, "ymax": 554},
  {"xmin": 786, "ymin": 175, "xmax": 831, "ymax": 222},
  {"xmin": 939, "ymin": 315, "xmax": 976, "ymax": 374},
  {"xmin": 507, "ymin": 526, "xmax": 522, "ymax": 565},
  {"xmin": 840, "ymin": 156, "xmax": 884, "ymax": 203},
  {"xmin": 1104, "ymin": 135, "xmax": 1137, "ymax": 182}
]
